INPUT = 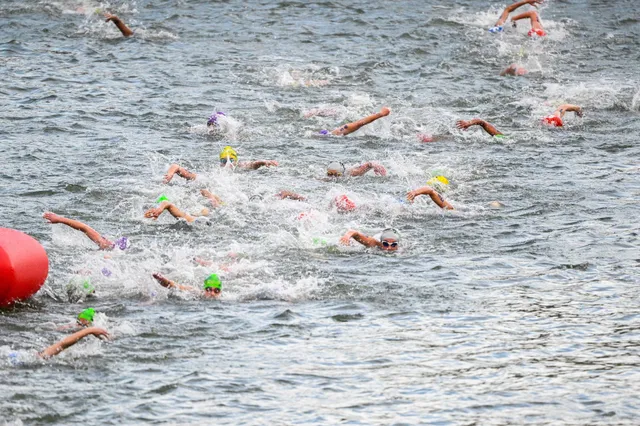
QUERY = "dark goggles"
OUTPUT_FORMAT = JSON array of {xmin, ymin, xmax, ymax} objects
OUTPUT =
[{"xmin": 382, "ymin": 241, "xmax": 398, "ymax": 248}]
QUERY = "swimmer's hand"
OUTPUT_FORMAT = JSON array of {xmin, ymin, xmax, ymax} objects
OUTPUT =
[
  {"xmin": 456, "ymin": 120, "xmax": 474, "ymax": 130},
  {"xmin": 380, "ymin": 107, "xmax": 391, "ymax": 117},
  {"xmin": 152, "ymin": 273, "xmax": 173, "ymax": 288},
  {"xmin": 371, "ymin": 163, "xmax": 387, "ymax": 176},
  {"xmin": 104, "ymin": 13, "xmax": 119, "ymax": 22},
  {"xmin": 406, "ymin": 190, "xmax": 420, "ymax": 203},
  {"xmin": 88, "ymin": 327, "xmax": 111, "ymax": 340},
  {"xmin": 276, "ymin": 190, "xmax": 306, "ymax": 201},
  {"xmin": 339, "ymin": 231, "xmax": 355, "ymax": 246}
]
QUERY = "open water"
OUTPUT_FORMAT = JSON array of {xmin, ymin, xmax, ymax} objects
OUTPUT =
[{"xmin": 1, "ymin": 0, "xmax": 639, "ymax": 424}]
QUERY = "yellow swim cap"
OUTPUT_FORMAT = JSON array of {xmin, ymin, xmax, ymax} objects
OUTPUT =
[
  {"xmin": 219, "ymin": 146, "xmax": 238, "ymax": 162},
  {"xmin": 427, "ymin": 176, "xmax": 449, "ymax": 186}
]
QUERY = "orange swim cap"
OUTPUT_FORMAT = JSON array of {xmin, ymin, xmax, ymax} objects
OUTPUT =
[
  {"xmin": 334, "ymin": 195, "xmax": 356, "ymax": 213},
  {"xmin": 542, "ymin": 115, "xmax": 563, "ymax": 127},
  {"xmin": 528, "ymin": 28, "xmax": 546, "ymax": 37}
]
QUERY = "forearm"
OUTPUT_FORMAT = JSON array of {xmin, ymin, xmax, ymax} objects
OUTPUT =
[
  {"xmin": 421, "ymin": 188, "xmax": 453, "ymax": 210},
  {"xmin": 555, "ymin": 104, "xmax": 582, "ymax": 117},
  {"xmin": 176, "ymin": 167, "xmax": 197, "ymax": 180},
  {"xmin": 348, "ymin": 163, "xmax": 372, "ymax": 176},
  {"xmin": 472, "ymin": 119, "xmax": 501, "ymax": 136},
  {"xmin": 40, "ymin": 329, "xmax": 92, "ymax": 359},
  {"xmin": 277, "ymin": 191, "xmax": 306, "ymax": 201},
  {"xmin": 352, "ymin": 232, "xmax": 377, "ymax": 247},
  {"xmin": 506, "ymin": 0, "xmax": 533, "ymax": 13},
  {"xmin": 111, "ymin": 18, "xmax": 134, "ymax": 37}
]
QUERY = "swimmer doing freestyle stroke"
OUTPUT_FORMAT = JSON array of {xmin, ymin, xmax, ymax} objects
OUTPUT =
[
  {"xmin": 152, "ymin": 273, "xmax": 222, "ymax": 299},
  {"xmin": 43, "ymin": 212, "xmax": 128, "ymax": 251},
  {"xmin": 340, "ymin": 228, "xmax": 401, "ymax": 252},
  {"xmin": 489, "ymin": 0, "xmax": 545, "ymax": 37},
  {"xmin": 319, "ymin": 107, "xmax": 391, "ymax": 136}
]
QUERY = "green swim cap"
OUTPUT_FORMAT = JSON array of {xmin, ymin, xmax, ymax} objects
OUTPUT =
[
  {"xmin": 82, "ymin": 279, "xmax": 95, "ymax": 294},
  {"xmin": 493, "ymin": 134, "xmax": 506, "ymax": 139},
  {"xmin": 156, "ymin": 194, "xmax": 169, "ymax": 203},
  {"xmin": 77, "ymin": 308, "xmax": 95, "ymax": 323},
  {"xmin": 203, "ymin": 273, "xmax": 222, "ymax": 290}
]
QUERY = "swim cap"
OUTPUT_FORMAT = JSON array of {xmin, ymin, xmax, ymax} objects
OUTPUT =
[
  {"xmin": 327, "ymin": 161, "xmax": 346, "ymax": 176},
  {"xmin": 219, "ymin": 146, "xmax": 238, "ymax": 162},
  {"xmin": 319, "ymin": 130, "xmax": 329, "ymax": 135},
  {"xmin": 77, "ymin": 308, "xmax": 95, "ymax": 323},
  {"xmin": 528, "ymin": 28, "xmax": 546, "ymax": 37},
  {"xmin": 207, "ymin": 111, "xmax": 226, "ymax": 126},
  {"xmin": 203, "ymin": 273, "xmax": 222, "ymax": 290},
  {"xmin": 115, "ymin": 236, "xmax": 128, "ymax": 250},
  {"xmin": 427, "ymin": 176, "xmax": 449, "ymax": 186},
  {"xmin": 489, "ymin": 25, "xmax": 504, "ymax": 33},
  {"xmin": 493, "ymin": 134, "xmax": 506, "ymax": 139},
  {"xmin": 542, "ymin": 115, "xmax": 563, "ymax": 127},
  {"xmin": 82, "ymin": 279, "xmax": 95, "ymax": 294},
  {"xmin": 379, "ymin": 228, "xmax": 400, "ymax": 242},
  {"xmin": 101, "ymin": 267, "xmax": 112, "ymax": 277},
  {"xmin": 334, "ymin": 195, "xmax": 356, "ymax": 212},
  {"xmin": 156, "ymin": 194, "xmax": 169, "ymax": 203}
]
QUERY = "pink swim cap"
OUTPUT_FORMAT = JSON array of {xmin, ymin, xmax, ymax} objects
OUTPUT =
[
  {"xmin": 334, "ymin": 195, "xmax": 356, "ymax": 213},
  {"xmin": 528, "ymin": 28, "xmax": 546, "ymax": 37}
]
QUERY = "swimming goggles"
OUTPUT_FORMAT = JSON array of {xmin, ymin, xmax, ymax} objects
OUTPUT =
[
  {"xmin": 205, "ymin": 287, "xmax": 221, "ymax": 294},
  {"xmin": 220, "ymin": 158, "xmax": 236, "ymax": 165},
  {"xmin": 382, "ymin": 241, "xmax": 398, "ymax": 248}
]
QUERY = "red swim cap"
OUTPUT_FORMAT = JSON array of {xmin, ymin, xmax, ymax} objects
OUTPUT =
[
  {"xmin": 334, "ymin": 195, "xmax": 356, "ymax": 213},
  {"xmin": 542, "ymin": 115, "xmax": 563, "ymax": 127},
  {"xmin": 528, "ymin": 28, "xmax": 546, "ymax": 37}
]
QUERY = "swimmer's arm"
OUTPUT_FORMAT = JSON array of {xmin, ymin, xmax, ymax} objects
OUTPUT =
[
  {"xmin": 200, "ymin": 189, "xmax": 224, "ymax": 208},
  {"xmin": 39, "ymin": 327, "xmax": 109, "ymax": 359},
  {"xmin": 349, "ymin": 162, "xmax": 387, "ymax": 177},
  {"xmin": 554, "ymin": 104, "xmax": 583, "ymax": 118},
  {"xmin": 510, "ymin": 10, "xmax": 541, "ymax": 25},
  {"xmin": 104, "ymin": 13, "xmax": 134, "ymax": 37},
  {"xmin": 152, "ymin": 273, "xmax": 195, "ymax": 292},
  {"xmin": 496, "ymin": 0, "xmax": 542, "ymax": 25},
  {"xmin": 144, "ymin": 202, "xmax": 199, "ymax": 223},
  {"xmin": 456, "ymin": 119, "xmax": 502, "ymax": 136},
  {"xmin": 406, "ymin": 187, "xmax": 454, "ymax": 210},
  {"xmin": 240, "ymin": 160, "xmax": 278, "ymax": 170},
  {"xmin": 276, "ymin": 190, "xmax": 306, "ymax": 201},
  {"xmin": 164, "ymin": 164, "xmax": 197, "ymax": 183},
  {"xmin": 340, "ymin": 230, "xmax": 379, "ymax": 248},
  {"xmin": 42, "ymin": 212, "xmax": 113, "ymax": 250}
]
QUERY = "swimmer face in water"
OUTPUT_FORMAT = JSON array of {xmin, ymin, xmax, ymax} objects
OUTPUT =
[
  {"xmin": 340, "ymin": 228, "xmax": 400, "ymax": 251},
  {"xmin": 204, "ymin": 286, "xmax": 222, "ymax": 299}
]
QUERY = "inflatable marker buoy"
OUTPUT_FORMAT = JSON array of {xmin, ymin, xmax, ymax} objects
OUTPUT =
[{"xmin": 0, "ymin": 228, "xmax": 49, "ymax": 307}]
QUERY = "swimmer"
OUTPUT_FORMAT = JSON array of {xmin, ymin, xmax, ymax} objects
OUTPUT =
[
  {"xmin": 407, "ymin": 182, "xmax": 454, "ymax": 209},
  {"xmin": 512, "ymin": 10, "xmax": 546, "ymax": 37},
  {"xmin": 43, "ymin": 212, "xmax": 127, "ymax": 251},
  {"xmin": 320, "ymin": 107, "xmax": 391, "ymax": 136},
  {"xmin": 542, "ymin": 104, "xmax": 583, "ymax": 127},
  {"xmin": 500, "ymin": 63, "xmax": 528, "ymax": 76},
  {"xmin": 325, "ymin": 161, "xmax": 387, "ymax": 178},
  {"xmin": 152, "ymin": 273, "xmax": 222, "ymax": 299},
  {"xmin": 340, "ymin": 228, "xmax": 400, "ymax": 252},
  {"xmin": 456, "ymin": 118, "xmax": 504, "ymax": 137},
  {"xmin": 39, "ymin": 327, "xmax": 110, "ymax": 360},
  {"xmin": 104, "ymin": 13, "xmax": 134, "ymax": 37},
  {"xmin": 57, "ymin": 307, "xmax": 97, "ymax": 331},
  {"xmin": 276, "ymin": 190, "xmax": 307, "ymax": 201},
  {"xmin": 489, "ymin": 0, "xmax": 543, "ymax": 33},
  {"xmin": 206, "ymin": 111, "xmax": 226, "ymax": 128},
  {"xmin": 163, "ymin": 146, "xmax": 278, "ymax": 183},
  {"xmin": 144, "ymin": 201, "xmax": 209, "ymax": 223}
]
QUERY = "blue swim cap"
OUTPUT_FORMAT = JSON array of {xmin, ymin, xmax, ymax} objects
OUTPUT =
[{"xmin": 489, "ymin": 26, "xmax": 504, "ymax": 33}]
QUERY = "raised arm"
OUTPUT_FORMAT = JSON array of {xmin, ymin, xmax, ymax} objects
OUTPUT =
[
  {"xmin": 348, "ymin": 162, "xmax": 387, "ymax": 177},
  {"xmin": 43, "ymin": 212, "xmax": 114, "ymax": 250},
  {"xmin": 331, "ymin": 107, "xmax": 390, "ymax": 136},
  {"xmin": 456, "ymin": 118, "xmax": 502, "ymax": 137},
  {"xmin": 239, "ymin": 160, "xmax": 278, "ymax": 170},
  {"xmin": 144, "ymin": 201, "xmax": 205, "ymax": 223},
  {"xmin": 407, "ymin": 186, "xmax": 454, "ymax": 209},
  {"xmin": 554, "ymin": 104, "xmax": 583, "ymax": 118},
  {"xmin": 495, "ymin": 0, "xmax": 542, "ymax": 26},
  {"xmin": 152, "ymin": 273, "xmax": 195, "ymax": 292},
  {"xmin": 339, "ymin": 230, "xmax": 380, "ymax": 248},
  {"xmin": 200, "ymin": 189, "xmax": 224, "ymax": 208},
  {"xmin": 164, "ymin": 164, "xmax": 197, "ymax": 183},
  {"xmin": 39, "ymin": 327, "xmax": 109, "ymax": 359},
  {"xmin": 104, "ymin": 13, "xmax": 134, "ymax": 37}
]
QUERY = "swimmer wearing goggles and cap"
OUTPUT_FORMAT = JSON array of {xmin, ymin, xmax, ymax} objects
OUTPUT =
[
  {"xmin": 324, "ymin": 161, "xmax": 387, "ymax": 179},
  {"xmin": 43, "ymin": 212, "xmax": 128, "ymax": 251},
  {"xmin": 152, "ymin": 273, "xmax": 222, "ymax": 299},
  {"xmin": 488, "ymin": 0, "xmax": 543, "ymax": 34},
  {"xmin": 542, "ymin": 104, "xmax": 583, "ymax": 127},
  {"xmin": 319, "ymin": 107, "xmax": 390, "ymax": 136},
  {"xmin": 340, "ymin": 228, "xmax": 400, "ymax": 252},
  {"xmin": 163, "ymin": 146, "xmax": 278, "ymax": 184},
  {"xmin": 407, "ymin": 177, "xmax": 454, "ymax": 210},
  {"xmin": 456, "ymin": 118, "xmax": 504, "ymax": 138}
]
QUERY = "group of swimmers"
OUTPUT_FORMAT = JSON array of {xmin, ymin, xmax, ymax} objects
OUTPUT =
[{"xmin": 29, "ymin": 1, "xmax": 585, "ymax": 359}]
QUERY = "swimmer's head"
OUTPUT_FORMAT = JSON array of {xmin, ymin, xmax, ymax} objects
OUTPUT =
[
  {"xmin": 156, "ymin": 194, "xmax": 169, "ymax": 203},
  {"xmin": 203, "ymin": 273, "xmax": 222, "ymax": 298},
  {"xmin": 542, "ymin": 115, "xmax": 563, "ymax": 127},
  {"xmin": 489, "ymin": 25, "xmax": 504, "ymax": 33},
  {"xmin": 427, "ymin": 176, "xmax": 449, "ymax": 186},
  {"xmin": 327, "ymin": 161, "xmax": 346, "ymax": 177},
  {"xmin": 219, "ymin": 146, "xmax": 238, "ymax": 167},
  {"xmin": 333, "ymin": 195, "xmax": 356, "ymax": 213},
  {"xmin": 528, "ymin": 28, "xmax": 546, "ymax": 37},
  {"xmin": 82, "ymin": 279, "xmax": 95, "ymax": 295},
  {"xmin": 207, "ymin": 111, "xmax": 226, "ymax": 127},
  {"xmin": 379, "ymin": 228, "xmax": 400, "ymax": 251},
  {"xmin": 77, "ymin": 307, "xmax": 95, "ymax": 326},
  {"xmin": 114, "ymin": 237, "xmax": 128, "ymax": 250}
]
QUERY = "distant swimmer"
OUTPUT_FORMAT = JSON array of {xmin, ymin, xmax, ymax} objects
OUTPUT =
[
  {"xmin": 163, "ymin": 146, "xmax": 278, "ymax": 183},
  {"xmin": 144, "ymin": 200, "xmax": 210, "ymax": 223},
  {"xmin": 207, "ymin": 111, "xmax": 226, "ymax": 128},
  {"xmin": 542, "ymin": 104, "xmax": 583, "ymax": 127},
  {"xmin": 325, "ymin": 161, "xmax": 387, "ymax": 178},
  {"xmin": 456, "ymin": 118, "xmax": 504, "ymax": 138},
  {"xmin": 500, "ymin": 63, "xmax": 528, "ymax": 76},
  {"xmin": 320, "ymin": 107, "xmax": 391, "ymax": 136},
  {"xmin": 489, "ymin": 0, "xmax": 543, "ymax": 34},
  {"xmin": 340, "ymin": 228, "xmax": 400, "ymax": 252},
  {"xmin": 43, "ymin": 212, "xmax": 128, "ymax": 251},
  {"xmin": 152, "ymin": 273, "xmax": 222, "ymax": 299},
  {"xmin": 104, "ymin": 13, "xmax": 134, "ymax": 37},
  {"xmin": 407, "ymin": 177, "xmax": 454, "ymax": 209}
]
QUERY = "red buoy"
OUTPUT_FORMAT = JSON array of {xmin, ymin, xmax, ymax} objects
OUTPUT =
[{"xmin": 0, "ymin": 228, "xmax": 49, "ymax": 307}]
